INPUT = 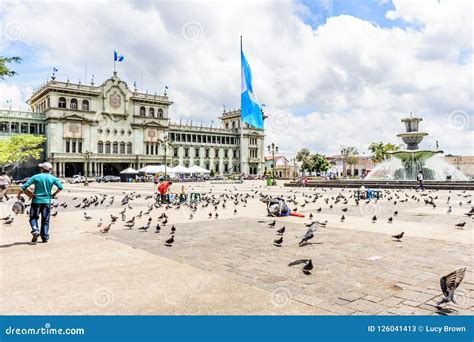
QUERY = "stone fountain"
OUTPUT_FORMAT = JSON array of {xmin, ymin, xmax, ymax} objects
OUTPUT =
[{"xmin": 366, "ymin": 114, "xmax": 468, "ymax": 181}]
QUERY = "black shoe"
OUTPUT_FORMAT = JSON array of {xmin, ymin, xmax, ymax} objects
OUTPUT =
[
  {"xmin": 31, "ymin": 233, "xmax": 40, "ymax": 243},
  {"xmin": 41, "ymin": 237, "xmax": 48, "ymax": 243}
]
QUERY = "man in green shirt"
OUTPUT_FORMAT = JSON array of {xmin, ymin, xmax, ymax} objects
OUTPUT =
[{"xmin": 18, "ymin": 162, "xmax": 64, "ymax": 243}]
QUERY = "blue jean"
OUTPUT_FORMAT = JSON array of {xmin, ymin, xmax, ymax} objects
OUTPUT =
[{"xmin": 29, "ymin": 203, "xmax": 51, "ymax": 240}]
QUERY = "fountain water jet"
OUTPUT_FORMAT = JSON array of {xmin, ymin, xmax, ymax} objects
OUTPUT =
[{"xmin": 366, "ymin": 114, "xmax": 469, "ymax": 181}]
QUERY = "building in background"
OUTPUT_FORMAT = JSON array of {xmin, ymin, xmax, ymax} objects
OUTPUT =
[
  {"xmin": 0, "ymin": 72, "xmax": 265, "ymax": 178},
  {"xmin": 264, "ymin": 155, "xmax": 298, "ymax": 179}
]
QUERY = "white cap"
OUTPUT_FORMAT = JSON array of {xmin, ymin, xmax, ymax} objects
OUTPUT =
[{"xmin": 39, "ymin": 162, "xmax": 52, "ymax": 171}]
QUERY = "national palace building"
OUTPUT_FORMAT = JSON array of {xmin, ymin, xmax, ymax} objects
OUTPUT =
[{"xmin": 0, "ymin": 72, "xmax": 265, "ymax": 178}]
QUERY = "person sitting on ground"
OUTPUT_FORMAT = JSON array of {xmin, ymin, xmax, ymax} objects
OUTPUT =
[{"xmin": 158, "ymin": 180, "xmax": 173, "ymax": 203}]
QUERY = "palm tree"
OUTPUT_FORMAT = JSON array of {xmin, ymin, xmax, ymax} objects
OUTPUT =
[{"xmin": 296, "ymin": 148, "xmax": 311, "ymax": 176}]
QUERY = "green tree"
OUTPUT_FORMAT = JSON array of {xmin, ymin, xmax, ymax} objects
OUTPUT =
[
  {"xmin": 369, "ymin": 142, "xmax": 401, "ymax": 163},
  {"xmin": 341, "ymin": 146, "xmax": 358, "ymax": 177},
  {"xmin": 0, "ymin": 56, "xmax": 22, "ymax": 80},
  {"xmin": 0, "ymin": 135, "xmax": 46, "ymax": 172},
  {"xmin": 296, "ymin": 148, "xmax": 311, "ymax": 175},
  {"xmin": 310, "ymin": 153, "xmax": 330, "ymax": 174}
]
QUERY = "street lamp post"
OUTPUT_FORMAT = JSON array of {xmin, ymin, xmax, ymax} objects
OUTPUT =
[
  {"xmin": 81, "ymin": 150, "xmax": 93, "ymax": 178},
  {"xmin": 267, "ymin": 143, "xmax": 278, "ymax": 184},
  {"xmin": 159, "ymin": 134, "xmax": 174, "ymax": 178}
]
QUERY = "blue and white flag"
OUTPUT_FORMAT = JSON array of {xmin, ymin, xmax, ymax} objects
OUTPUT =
[
  {"xmin": 114, "ymin": 50, "xmax": 124, "ymax": 62},
  {"xmin": 241, "ymin": 47, "xmax": 263, "ymax": 129}
]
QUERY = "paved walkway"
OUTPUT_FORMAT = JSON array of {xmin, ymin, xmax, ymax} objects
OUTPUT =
[{"xmin": 1, "ymin": 181, "xmax": 472, "ymax": 315}]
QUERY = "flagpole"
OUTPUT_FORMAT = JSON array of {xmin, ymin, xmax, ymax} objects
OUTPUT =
[{"xmin": 240, "ymin": 35, "xmax": 244, "ymax": 177}]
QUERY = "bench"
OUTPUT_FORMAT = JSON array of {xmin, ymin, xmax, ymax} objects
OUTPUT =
[{"xmin": 354, "ymin": 189, "xmax": 383, "ymax": 201}]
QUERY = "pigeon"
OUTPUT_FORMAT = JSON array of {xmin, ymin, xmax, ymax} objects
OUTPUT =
[
  {"xmin": 276, "ymin": 226, "xmax": 285, "ymax": 235},
  {"xmin": 170, "ymin": 225, "xmax": 176, "ymax": 234},
  {"xmin": 155, "ymin": 224, "xmax": 161, "ymax": 233},
  {"xmin": 387, "ymin": 217, "xmax": 393, "ymax": 223},
  {"xmin": 215, "ymin": 213, "xmax": 218, "ymax": 219},
  {"xmin": 302, "ymin": 259, "xmax": 313, "ymax": 275},
  {"xmin": 309, "ymin": 213, "xmax": 313, "ymax": 219},
  {"xmin": 124, "ymin": 221, "xmax": 135, "ymax": 229},
  {"xmin": 139, "ymin": 222, "xmax": 150, "ymax": 231},
  {"xmin": 97, "ymin": 218, "xmax": 102, "ymax": 227},
  {"xmin": 165, "ymin": 235, "xmax": 174, "ymax": 246},
  {"xmin": 372, "ymin": 215, "xmax": 377, "ymax": 223},
  {"xmin": 208, "ymin": 212, "xmax": 212, "ymax": 219},
  {"xmin": 51, "ymin": 211, "xmax": 58, "ymax": 217},
  {"xmin": 268, "ymin": 220, "xmax": 276, "ymax": 228},
  {"xmin": 454, "ymin": 222, "xmax": 466, "ymax": 229},
  {"xmin": 125, "ymin": 217, "xmax": 135, "ymax": 224},
  {"xmin": 84, "ymin": 212, "xmax": 92, "ymax": 220},
  {"xmin": 162, "ymin": 219, "xmax": 168, "ymax": 226},
  {"xmin": 273, "ymin": 236, "xmax": 283, "ymax": 246},
  {"xmin": 3, "ymin": 217, "xmax": 14, "ymax": 225},
  {"xmin": 340, "ymin": 215, "xmax": 345, "ymax": 222},
  {"xmin": 447, "ymin": 206, "xmax": 452, "ymax": 214},
  {"xmin": 100, "ymin": 223, "xmax": 111, "ymax": 233},
  {"xmin": 110, "ymin": 214, "xmax": 118, "ymax": 222},
  {"xmin": 394, "ymin": 210, "xmax": 398, "ymax": 216},
  {"xmin": 288, "ymin": 259, "xmax": 313, "ymax": 274},
  {"xmin": 392, "ymin": 232, "xmax": 404, "ymax": 241},
  {"xmin": 436, "ymin": 268, "xmax": 467, "ymax": 307},
  {"xmin": 234, "ymin": 209, "xmax": 237, "ymax": 215}
]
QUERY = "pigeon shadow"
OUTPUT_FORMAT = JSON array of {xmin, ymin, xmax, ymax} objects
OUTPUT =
[
  {"xmin": 273, "ymin": 244, "xmax": 282, "ymax": 247},
  {"xmin": 298, "ymin": 242, "xmax": 323, "ymax": 247},
  {"xmin": 303, "ymin": 271, "xmax": 312, "ymax": 275},
  {"xmin": 0, "ymin": 241, "xmax": 37, "ymax": 248},
  {"xmin": 164, "ymin": 244, "xmax": 173, "ymax": 247},
  {"xmin": 435, "ymin": 307, "xmax": 457, "ymax": 316}
]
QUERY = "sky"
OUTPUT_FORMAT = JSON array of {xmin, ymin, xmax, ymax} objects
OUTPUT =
[{"xmin": 0, "ymin": 0, "xmax": 472, "ymax": 156}]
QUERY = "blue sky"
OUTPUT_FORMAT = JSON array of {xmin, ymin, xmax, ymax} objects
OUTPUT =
[{"xmin": 297, "ymin": 0, "xmax": 414, "ymax": 30}]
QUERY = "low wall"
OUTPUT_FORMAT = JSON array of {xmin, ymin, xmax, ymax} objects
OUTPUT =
[{"xmin": 284, "ymin": 180, "xmax": 474, "ymax": 190}]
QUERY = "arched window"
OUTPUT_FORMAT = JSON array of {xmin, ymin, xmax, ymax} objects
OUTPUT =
[
  {"xmin": 149, "ymin": 108, "xmax": 155, "ymax": 117},
  {"xmin": 127, "ymin": 142, "xmax": 132, "ymax": 154},
  {"xmin": 120, "ymin": 142, "xmax": 125, "ymax": 154},
  {"xmin": 58, "ymin": 97, "xmax": 66, "ymax": 108},
  {"xmin": 82, "ymin": 100, "xmax": 89, "ymax": 111},
  {"xmin": 105, "ymin": 141, "xmax": 111, "ymax": 154},
  {"xmin": 113, "ymin": 142, "xmax": 118, "ymax": 154},
  {"xmin": 225, "ymin": 122, "xmax": 229, "ymax": 129},
  {"xmin": 158, "ymin": 108, "xmax": 163, "ymax": 118},
  {"xmin": 98, "ymin": 141, "xmax": 103, "ymax": 153},
  {"xmin": 139, "ymin": 106, "xmax": 146, "ymax": 116},
  {"xmin": 70, "ymin": 98, "xmax": 78, "ymax": 109},
  {"xmin": 232, "ymin": 121, "xmax": 236, "ymax": 129}
]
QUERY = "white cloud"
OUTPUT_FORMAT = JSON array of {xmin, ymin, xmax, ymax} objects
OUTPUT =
[{"xmin": 0, "ymin": 0, "xmax": 472, "ymax": 155}]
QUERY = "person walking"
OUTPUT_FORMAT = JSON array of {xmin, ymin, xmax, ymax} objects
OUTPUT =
[
  {"xmin": 17, "ymin": 162, "xmax": 64, "ymax": 243},
  {"xmin": 0, "ymin": 171, "xmax": 12, "ymax": 202},
  {"xmin": 417, "ymin": 170, "xmax": 424, "ymax": 192}
]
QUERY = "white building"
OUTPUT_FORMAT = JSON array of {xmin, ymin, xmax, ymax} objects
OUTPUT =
[{"xmin": 18, "ymin": 72, "xmax": 265, "ymax": 177}]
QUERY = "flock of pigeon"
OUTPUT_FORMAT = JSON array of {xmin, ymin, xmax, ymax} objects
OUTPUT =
[{"xmin": 1, "ymin": 184, "xmax": 472, "ymax": 311}]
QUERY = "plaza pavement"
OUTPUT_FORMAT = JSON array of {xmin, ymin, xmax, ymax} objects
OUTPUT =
[{"xmin": 0, "ymin": 181, "xmax": 473, "ymax": 315}]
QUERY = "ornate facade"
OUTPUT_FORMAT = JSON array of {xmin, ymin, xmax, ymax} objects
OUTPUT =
[{"xmin": 19, "ymin": 72, "xmax": 265, "ymax": 177}]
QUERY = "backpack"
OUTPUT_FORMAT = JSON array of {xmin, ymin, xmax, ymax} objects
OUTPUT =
[{"xmin": 267, "ymin": 197, "xmax": 290, "ymax": 217}]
